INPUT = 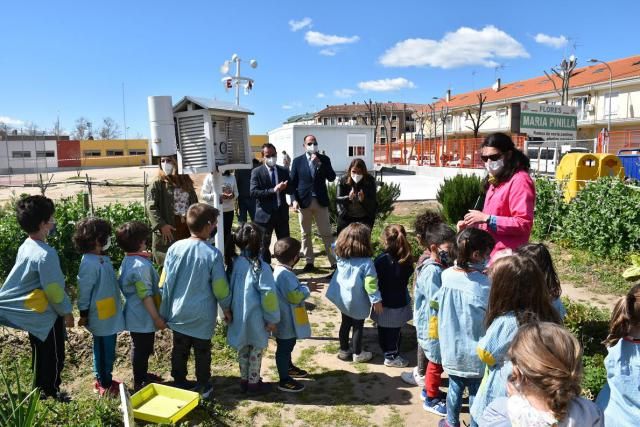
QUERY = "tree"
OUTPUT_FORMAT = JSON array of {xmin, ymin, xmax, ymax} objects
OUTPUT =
[
  {"xmin": 98, "ymin": 117, "xmax": 121, "ymax": 140},
  {"xmin": 52, "ymin": 118, "xmax": 62, "ymax": 137},
  {"xmin": 23, "ymin": 121, "xmax": 38, "ymax": 136},
  {"xmin": 465, "ymin": 93, "xmax": 490, "ymax": 138},
  {"xmin": 73, "ymin": 117, "xmax": 90, "ymax": 140},
  {"xmin": 543, "ymin": 56, "xmax": 578, "ymax": 105},
  {"xmin": 364, "ymin": 99, "xmax": 382, "ymax": 144}
]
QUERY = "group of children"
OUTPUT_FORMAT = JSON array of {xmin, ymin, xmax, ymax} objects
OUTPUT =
[{"xmin": 0, "ymin": 195, "xmax": 638, "ymax": 426}]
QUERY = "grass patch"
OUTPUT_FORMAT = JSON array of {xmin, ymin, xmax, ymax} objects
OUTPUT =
[
  {"xmin": 295, "ymin": 406, "xmax": 370, "ymax": 427},
  {"xmin": 295, "ymin": 346, "xmax": 318, "ymax": 370}
]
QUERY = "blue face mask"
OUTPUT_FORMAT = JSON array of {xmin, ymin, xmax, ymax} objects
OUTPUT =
[
  {"xmin": 437, "ymin": 249, "xmax": 451, "ymax": 267},
  {"xmin": 469, "ymin": 259, "xmax": 489, "ymax": 272}
]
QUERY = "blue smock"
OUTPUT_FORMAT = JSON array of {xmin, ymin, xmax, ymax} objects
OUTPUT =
[
  {"xmin": 273, "ymin": 265, "xmax": 311, "ymax": 340},
  {"xmin": 159, "ymin": 239, "xmax": 231, "ymax": 341},
  {"xmin": 0, "ymin": 238, "xmax": 72, "ymax": 341},
  {"xmin": 471, "ymin": 312, "xmax": 518, "ymax": 420},
  {"xmin": 119, "ymin": 254, "xmax": 161, "ymax": 333},
  {"xmin": 414, "ymin": 259, "xmax": 445, "ymax": 363},
  {"xmin": 596, "ymin": 337, "xmax": 640, "ymax": 426},
  {"xmin": 437, "ymin": 267, "xmax": 490, "ymax": 378},
  {"xmin": 227, "ymin": 256, "xmax": 280, "ymax": 350},
  {"xmin": 326, "ymin": 256, "xmax": 381, "ymax": 320},
  {"xmin": 552, "ymin": 297, "xmax": 567, "ymax": 320},
  {"xmin": 77, "ymin": 253, "xmax": 125, "ymax": 337}
]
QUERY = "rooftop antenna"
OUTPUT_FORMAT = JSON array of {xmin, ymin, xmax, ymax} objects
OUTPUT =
[{"xmin": 494, "ymin": 63, "xmax": 506, "ymax": 81}]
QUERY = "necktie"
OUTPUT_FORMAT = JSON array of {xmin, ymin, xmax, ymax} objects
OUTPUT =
[
  {"xmin": 270, "ymin": 167, "xmax": 276, "ymax": 187},
  {"xmin": 309, "ymin": 155, "xmax": 315, "ymax": 178}
]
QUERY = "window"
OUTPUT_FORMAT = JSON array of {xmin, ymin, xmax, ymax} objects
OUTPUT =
[
  {"xmin": 338, "ymin": 117, "xmax": 343, "ymax": 123},
  {"xmin": 348, "ymin": 146, "xmax": 365, "ymax": 156},
  {"xmin": 83, "ymin": 150, "xmax": 101, "ymax": 157},
  {"xmin": 36, "ymin": 151, "xmax": 55, "ymax": 158},
  {"xmin": 330, "ymin": 117, "xmax": 336, "ymax": 125},
  {"xmin": 445, "ymin": 115, "xmax": 453, "ymax": 132},
  {"xmin": 12, "ymin": 151, "xmax": 31, "ymax": 158},
  {"xmin": 107, "ymin": 150, "xmax": 124, "ymax": 156},
  {"xmin": 391, "ymin": 115, "xmax": 397, "ymax": 121},
  {"xmin": 497, "ymin": 108, "xmax": 508, "ymax": 128},
  {"xmin": 380, "ymin": 128, "xmax": 387, "ymax": 137},
  {"xmin": 323, "ymin": 117, "xmax": 329, "ymax": 125},
  {"xmin": 381, "ymin": 115, "xmax": 387, "ymax": 122},
  {"xmin": 604, "ymin": 92, "xmax": 619, "ymax": 118},
  {"xmin": 573, "ymin": 96, "xmax": 589, "ymax": 121},
  {"xmin": 391, "ymin": 126, "xmax": 397, "ymax": 138},
  {"xmin": 347, "ymin": 134, "xmax": 367, "ymax": 157},
  {"xmin": 380, "ymin": 137, "xmax": 386, "ymax": 144},
  {"xmin": 391, "ymin": 137, "xmax": 397, "ymax": 142},
  {"xmin": 129, "ymin": 149, "xmax": 146, "ymax": 156}
]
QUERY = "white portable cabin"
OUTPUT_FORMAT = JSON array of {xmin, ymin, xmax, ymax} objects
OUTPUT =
[{"xmin": 267, "ymin": 124, "xmax": 375, "ymax": 173}]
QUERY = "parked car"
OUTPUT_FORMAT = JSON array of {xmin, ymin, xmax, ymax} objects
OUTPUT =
[{"xmin": 528, "ymin": 145, "xmax": 589, "ymax": 174}]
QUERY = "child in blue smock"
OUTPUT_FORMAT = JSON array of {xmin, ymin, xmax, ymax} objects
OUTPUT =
[
  {"xmin": 227, "ymin": 223, "xmax": 280, "ymax": 394},
  {"xmin": 596, "ymin": 283, "xmax": 640, "ymax": 426},
  {"xmin": 437, "ymin": 228, "xmax": 495, "ymax": 427},
  {"xmin": 470, "ymin": 254, "xmax": 561, "ymax": 422},
  {"xmin": 159, "ymin": 204, "xmax": 232, "ymax": 399},
  {"xmin": 75, "ymin": 217, "xmax": 125, "ymax": 397},
  {"xmin": 0, "ymin": 195, "xmax": 74, "ymax": 399},
  {"xmin": 327, "ymin": 222, "xmax": 382, "ymax": 363},
  {"xmin": 273, "ymin": 237, "xmax": 322, "ymax": 393},
  {"xmin": 515, "ymin": 243, "xmax": 567, "ymax": 319},
  {"xmin": 116, "ymin": 221, "xmax": 167, "ymax": 392},
  {"xmin": 412, "ymin": 212, "xmax": 456, "ymax": 416}
]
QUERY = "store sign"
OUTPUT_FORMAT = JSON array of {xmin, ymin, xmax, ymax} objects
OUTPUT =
[{"xmin": 520, "ymin": 102, "xmax": 577, "ymax": 140}]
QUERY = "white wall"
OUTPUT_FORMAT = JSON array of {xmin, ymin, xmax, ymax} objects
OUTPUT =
[
  {"xmin": 0, "ymin": 139, "xmax": 58, "ymax": 173},
  {"xmin": 268, "ymin": 124, "xmax": 374, "ymax": 173}
]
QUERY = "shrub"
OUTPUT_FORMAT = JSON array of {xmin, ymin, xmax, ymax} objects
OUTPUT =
[
  {"xmin": 435, "ymin": 174, "xmax": 484, "ymax": 225},
  {"xmin": 531, "ymin": 176, "xmax": 567, "ymax": 240},
  {"xmin": 327, "ymin": 180, "xmax": 401, "ymax": 226},
  {"xmin": 558, "ymin": 177, "xmax": 640, "ymax": 258},
  {"xmin": 0, "ymin": 363, "xmax": 46, "ymax": 427}
]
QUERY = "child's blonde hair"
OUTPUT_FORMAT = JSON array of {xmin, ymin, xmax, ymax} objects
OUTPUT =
[
  {"xmin": 381, "ymin": 224, "xmax": 413, "ymax": 265},
  {"xmin": 603, "ymin": 283, "xmax": 640, "ymax": 347},
  {"xmin": 335, "ymin": 222, "xmax": 372, "ymax": 259},
  {"xmin": 508, "ymin": 322, "xmax": 582, "ymax": 422}
]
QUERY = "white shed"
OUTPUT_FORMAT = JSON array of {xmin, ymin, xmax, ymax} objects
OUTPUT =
[{"xmin": 267, "ymin": 124, "xmax": 375, "ymax": 173}]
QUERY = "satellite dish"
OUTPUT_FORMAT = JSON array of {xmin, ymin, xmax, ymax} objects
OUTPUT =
[
  {"xmin": 250, "ymin": 59, "xmax": 258, "ymax": 69},
  {"xmin": 220, "ymin": 60, "xmax": 230, "ymax": 74}
]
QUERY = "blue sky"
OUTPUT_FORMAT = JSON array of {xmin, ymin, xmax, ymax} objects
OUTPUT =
[{"xmin": 0, "ymin": 0, "xmax": 638, "ymax": 136}]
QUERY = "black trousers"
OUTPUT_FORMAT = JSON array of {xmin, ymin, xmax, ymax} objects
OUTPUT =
[
  {"xmin": 417, "ymin": 346, "xmax": 427, "ymax": 377},
  {"xmin": 131, "ymin": 332, "xmax": 155, "ymax": 387},
  {"xmin": 337, "ymin": 215, "xmax": 375, "ymax": 236},
  {"xmin": 339, "ymin": 313, "xmax": 365, "ymax": 354},
  {"xmin": 29, "ymin": 315, "xmax": 65, "ymax": 397},
  {"xmin": 171, "ymin": 330, "xmax": 211, "ymax": 386},
  {"xmin": 257, "ymin": 208, "xmax": 290, "ymax": 264},
  {"xmin": 377, "ymin": 326, "xmax": 401, "ymax": 359}
]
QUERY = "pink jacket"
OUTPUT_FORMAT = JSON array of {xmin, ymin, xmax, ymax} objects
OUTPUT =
[{"xmin": 477, "ymin": 170, "xmax": 535, "ymax": 258}]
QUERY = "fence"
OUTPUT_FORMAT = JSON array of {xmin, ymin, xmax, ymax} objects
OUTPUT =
[
  {"xmin": 607, "ymin": 130, "xmax": 640, "ymax": 154},
  {"xmin": 373, "ymin": 135, "xmax": 527, "ymax": 168}
]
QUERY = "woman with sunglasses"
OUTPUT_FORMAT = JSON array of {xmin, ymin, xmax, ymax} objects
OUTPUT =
[
  {"xmin": 458, "ymin": 132, "xmax": 535, "ymax": 259},
  {"xmin": 146, "ymin": 155, "xmax": 198, "ymax": 266}
]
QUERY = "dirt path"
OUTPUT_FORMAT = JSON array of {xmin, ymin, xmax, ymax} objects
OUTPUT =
[{"xmin": 561, "ymin": 282, "xmax": 619, "ymax": 311}]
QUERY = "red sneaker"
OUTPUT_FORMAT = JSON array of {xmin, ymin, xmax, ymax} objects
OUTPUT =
[
  {"xmin": 105, "ymin": 380, "xmax": 122, "ymax": 397},
  {"xmin": 93, "ymin": 380, "xmax": 106, "ymax": 395}
]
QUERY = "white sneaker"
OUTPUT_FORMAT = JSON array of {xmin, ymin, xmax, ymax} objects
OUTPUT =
[
  {"xmin": 384, "ymin": 355, "xmax": 409, "ymax": 368},
  {"xmin": 400, "ymin": 367, "xmax": 425, "ymax": 387},
  {"xmin": 352, "ymin": 351, "xmax": 373, "ymax": 363}
]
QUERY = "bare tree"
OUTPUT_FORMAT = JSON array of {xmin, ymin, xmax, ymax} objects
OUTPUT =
[
  {"xmin": 438, "ymin": 105, "xmax": 450, "ymax": 145},
  {"xmin": 98, "ymin": 117, "xmax": 121, "ymax": 139},
  {"xmin": 364, "ymin": 99, "xmax": 382, "ymax": 143},
  {"xmin": 543, "ymin": 56, "xmax": 578, "ymax": 105},
  {"xmin": 23, "ymin": 121, "xmax": 38, "ymax": 136},
  {"xmin": 465, "ymin": 93, "xmax": 490, "ymax": 138},
  {"xmin": 52, "ymin": 118, "xmax": 62, "ymax": 137},
  {"xmin": 74, "ymin": 117, "xmax": 90, "ymax": 139}
]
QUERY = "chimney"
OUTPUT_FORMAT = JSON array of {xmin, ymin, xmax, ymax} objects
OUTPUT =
[
  {"xmin": 446, "ymin": 90, "xmax": 451, "ymax": 102},
  {"xmin": 492, "ymin": 78, "xmax": 501, "ymax": 92}
]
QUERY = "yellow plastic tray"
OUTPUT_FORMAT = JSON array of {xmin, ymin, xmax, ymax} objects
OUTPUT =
[{"xmin": 130, "ymin": 383, "xmax": 199, "ymax": 424}]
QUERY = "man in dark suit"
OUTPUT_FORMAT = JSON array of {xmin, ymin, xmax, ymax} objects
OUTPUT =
[
  {"xmin": 250, "ymin": 143, "xmax": 290, "ymax": 264},
  {"xmin": 289, "ymin": 134, "xmax": 337, "ymax": 271},
  {"xmin": 235, "ymin": 158, "xmax": 260, "ymax": 223}
]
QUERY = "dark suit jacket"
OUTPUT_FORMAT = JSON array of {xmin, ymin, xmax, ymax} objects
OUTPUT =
[
  {"xmin": 250, "ymin": 164, "xmax": 290, "ymax": 224},
  {"xmin": 289, "ymin": 153, "xmax": 336, "ymax": 208}
]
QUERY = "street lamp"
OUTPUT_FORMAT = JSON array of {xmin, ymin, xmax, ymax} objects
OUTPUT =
[
  {"xmin": 220, "ymin": 54, "xmax": 258, "ymax": 106},
  {"xmin": 588, "ymin": 58, "xmax": 613, "ymax": 132}
]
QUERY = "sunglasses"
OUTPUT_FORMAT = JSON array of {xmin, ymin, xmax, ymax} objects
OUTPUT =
[
  {"xmin": 306, "ymin": 142, "xmax": 318, "ymax": 146},
  {"xmin": 480, "ymin": 153, "xmax": 503, "ymax": 162}
]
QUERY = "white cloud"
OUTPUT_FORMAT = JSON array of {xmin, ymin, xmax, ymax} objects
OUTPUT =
[
  {"xmin": 333, "ymin": 89, "xmax": 357, "ymax": 98},
  {"xmin": 319, "ymin": 48, "xmax": 337, "ymax": 56},
  {"xmin": 282, "ymin": 105, "xmax": 294, "ymax": 110},
  {"xmin": 305, "ymin": 31, "xmax": 359, "ymax": 47},
  {"xmin": 316, "ymin": 92, "xmax": 326, "ymax": 98},
  {"xmin": 0, "ymin": 116, "xmax": 25, "ymax": 127},
  {"xmin": 358, "ymin": 77, "xmax": 416, "ymax": 92},
  {"xmin": 289, "ymin": 17, "xmax": 312, "ymax": 32},
  {"xmin": 379, "ymin": 25, "xmax": 529, "ymax": 69},
  {"xmin": 534, "ymin": 33, "xmax": 568, "ymax": 49}
]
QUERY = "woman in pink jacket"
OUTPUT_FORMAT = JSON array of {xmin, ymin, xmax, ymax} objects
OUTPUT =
[{"xmin": 459, "ymin": 133, "xmax": 535, "ymax": 259}]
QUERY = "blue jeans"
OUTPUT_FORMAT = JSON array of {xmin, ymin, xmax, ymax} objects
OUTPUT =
[
  {"xmin": 92, "ymin": 334, "xmax": 117, "ymax": 387},
  {"xmin": 447, "ymin": 375, "xmax": 481, "ymax": 427},
  {"xmin": 275, "ymin": 338, "xmax": 296, "ymax": 383}
]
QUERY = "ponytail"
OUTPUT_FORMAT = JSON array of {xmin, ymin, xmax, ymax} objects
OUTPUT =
[
  {"xmin": 382, "ymin": 224, "xmax": 413, "ymax": 265},
  {"xmin": 454, "ymin": 228, "xmax": 495, "ymax": 268},
  {"xmin": 603, "ymin": 283, "xmax": 640, "ymax": 347}
]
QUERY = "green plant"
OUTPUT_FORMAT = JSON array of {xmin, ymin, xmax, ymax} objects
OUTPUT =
[
  {"xmin": 0, "ymin": 363, "xmax": 47, "ymax": 427},
  {"xmin": 435, "ymin": 174, "xmax": 484, "ymax": 225},
  {"xmin": 327, "ymin": 181, "xmax": 401, "ymax": 226},
  {"xmin": 582, "ymin": 353, "xmax": 607, "ymax": 400},
  {"xmin": 531, "ymin": 176, "xmax": 567, "ymax": 240}
]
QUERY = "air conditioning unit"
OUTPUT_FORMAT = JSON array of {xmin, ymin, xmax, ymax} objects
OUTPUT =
[
  {"xmin": 147, "ymin": 96, "xmax": 253, "ymax": 174},
  {"xmin": 585, "ymin": 104, "xmax": 595, "ymax": 113}
]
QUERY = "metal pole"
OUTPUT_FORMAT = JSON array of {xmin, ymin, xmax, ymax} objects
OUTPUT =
[
  {"xmin": 607, "ymin": 66, "xmax": 612, "ymax": 133},
  {"xmin": 235, "ymin": 58, "xmax": 241, "ymax": 106}
]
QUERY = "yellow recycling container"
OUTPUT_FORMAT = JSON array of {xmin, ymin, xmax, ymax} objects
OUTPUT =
[
  {"xmin": 556, "ymin": 153, "xmax": 600, "ymax": 201},
  {"xmin": 594, "ymin": 153, "xmax": 625, "ymax": 179}
]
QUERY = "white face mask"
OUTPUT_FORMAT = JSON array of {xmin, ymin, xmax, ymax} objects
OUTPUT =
[
  {"xmin": 351, "ymin": 173, "xmax": 363, "ymax": 183},
  {"xmin": 265, "ymin": 156, "xmax": 277, "ymax": 167},
  {"xmin": 507, "ymin": 394, "xmax": 557, "ymax": 427},
  {"xmin": 162, "ymin": 162, "xmax": 174, "ymax": 175},
  {"xmin": 306, "ymin": 143, "xmax": 318, "ymax": 154},
  {"xmin": 485, "ymin": 158, "xmax": 504, "ymax": 175},
  {"xmin": 102, "ymin": 236, "xmax": 112, "ymax": 251}
]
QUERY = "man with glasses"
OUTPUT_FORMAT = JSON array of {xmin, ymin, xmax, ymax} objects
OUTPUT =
[
  {"xmin": 289, "ymin": 135, "xmax": 337, "ymax": 271},
  {"xmin": 250, "ymin": 143, "xmax": 291, "ymax": 264}
]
